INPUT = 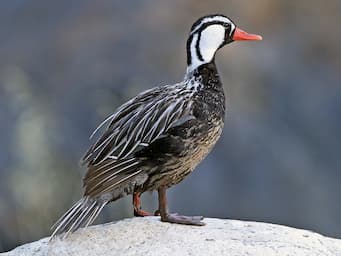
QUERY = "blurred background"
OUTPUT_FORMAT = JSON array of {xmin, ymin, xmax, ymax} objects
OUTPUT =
[{"xmin": 1, "ymin": 0, "xmax": 341, "ymax": 252}]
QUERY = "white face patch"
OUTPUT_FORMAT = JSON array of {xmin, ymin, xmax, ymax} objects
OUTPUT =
[
  {"xmin": 187, "ymin": 24, "xmax": 226, "ymax": 73},
  {"xmin": 199, "ymin": 25, "xmax": 225, "ymax": 63}
]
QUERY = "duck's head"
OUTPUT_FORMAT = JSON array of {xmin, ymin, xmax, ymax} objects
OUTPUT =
[{"xmin": 186, "ymin": 14, "xmax": 262, "ymax": 72}]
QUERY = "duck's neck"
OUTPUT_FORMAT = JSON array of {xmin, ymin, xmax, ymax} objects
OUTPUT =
[
  {"xmin": 184, "ymin": 61, "xmax": 221, "ymax": 89},
  {"xmin": 184, "ymin": 61, "xmax": 225, "ymax": 120}
]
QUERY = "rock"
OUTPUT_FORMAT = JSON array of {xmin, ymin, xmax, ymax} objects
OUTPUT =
[{"xmin": 2, "ymin": 217, "xmax": 341, "ymax": 256}]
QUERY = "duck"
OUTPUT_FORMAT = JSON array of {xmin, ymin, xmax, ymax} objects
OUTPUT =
[{"xmin": 51, "ymin": 14, "xmax": 262, "ymax": 239}]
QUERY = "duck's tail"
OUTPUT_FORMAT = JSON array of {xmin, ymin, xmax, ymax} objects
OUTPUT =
[{"xmin": 50, "ymin": 196, "xmax": 107, "ymax": 240}]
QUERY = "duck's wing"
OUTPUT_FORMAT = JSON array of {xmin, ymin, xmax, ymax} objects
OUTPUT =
[{"xmin": 82, "ymin": 83, "xmax": 195, "ymax": 197}]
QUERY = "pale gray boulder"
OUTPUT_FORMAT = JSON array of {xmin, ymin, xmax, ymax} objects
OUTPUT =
[{"xmin": 2, "ymin": 217, "xmax": 341, "ymax": 256}]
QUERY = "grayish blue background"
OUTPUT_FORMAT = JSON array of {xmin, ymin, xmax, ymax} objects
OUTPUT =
[{"xmin": 1, "ymin": 0, "xmax": 340, "ymax": 252}]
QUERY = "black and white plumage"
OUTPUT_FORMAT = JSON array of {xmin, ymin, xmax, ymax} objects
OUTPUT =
[{"xmin": 51, "ymin": 14, "xmax": 261, "ymax": 239}]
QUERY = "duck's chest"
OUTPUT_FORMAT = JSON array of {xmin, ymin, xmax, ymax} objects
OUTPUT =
[
  {"xmin": 182, "ymin": 117, "xmax": 224, "ymax": 164},
  {"xmin": 168, "ymin": 88, "xmax": 225, "ymax": 165},
  {"xmin": 193, "ymin": 90, "xmax": 225, "ymax": 122},
  {"xmin": 155, "ymin": 118, "xmax": 223, "ymax": 188}
]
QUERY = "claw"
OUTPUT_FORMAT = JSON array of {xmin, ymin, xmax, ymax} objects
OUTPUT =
[
  {"xmin": 133, "ymin": 192, "xmax": 152, "ymax": 217},
  {"xmin": 134, "ymin": 209, "xmax": 153, "ymax": 217},
  {"xmin": 161, "ymin": 213, "xmax": 205, "ymax": 226},
  {"xmin": 157, "ymin": 186, "xmax": 205, "ymax": 226}
]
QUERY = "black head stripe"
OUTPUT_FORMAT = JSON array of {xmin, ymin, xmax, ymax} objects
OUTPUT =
[
  {"xmin": 186, "ymin": 34, "xmax": 194, "ymax": 65},
  {"xmin": 190, "ymin": 14, "xmax": 230, "ymax": 32},
  {"xmin": 195, "ymin": 32, "xmax": 204, "ymax": 62},
  {"xmin": 190, "ymin": 14, "xmax": 235, "ymax": 35}
]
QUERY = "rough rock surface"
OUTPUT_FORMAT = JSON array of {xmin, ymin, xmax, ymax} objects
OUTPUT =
[{"xmin": 2, "ymin": 217, "xmax": 341, "ymax": 256}]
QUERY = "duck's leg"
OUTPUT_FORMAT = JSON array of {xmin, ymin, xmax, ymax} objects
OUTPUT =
[
  {"xmin": 157, "ymin": 186, "xmax": 205, "ymax": 226},
  {"xmin": 133, "ymin": 192, "xmax": 153, "ymax": 217}
]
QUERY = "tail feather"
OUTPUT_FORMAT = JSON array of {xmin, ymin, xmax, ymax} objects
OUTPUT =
[{"xmin": 50, "ymin": 197, "xmax": 107, "ymax": 240}]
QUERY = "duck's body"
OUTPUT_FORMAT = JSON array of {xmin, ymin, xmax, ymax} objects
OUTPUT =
[
  {"xmin": 51, "ymin": 14, "xmax": 261, "ymax": 239},
  {"xmin": 133, "ymin": 62, "xmax": 225, "ymax": 193}
]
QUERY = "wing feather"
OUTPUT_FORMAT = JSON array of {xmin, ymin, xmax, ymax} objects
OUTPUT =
[{"xmin": 82, "ymin": 83, "xmax": 194, "ymax": 197}]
